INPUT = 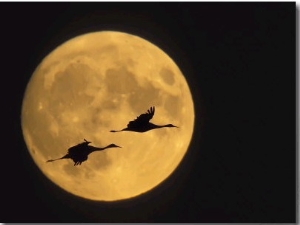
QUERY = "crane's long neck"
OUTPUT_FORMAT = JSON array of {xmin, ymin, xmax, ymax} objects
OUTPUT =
[
  {"xmin": 88, "ymin": 145, "xmax": 115, "ymax": 153},
  {"xmin": 150, "ymin": 123, "xmax": 179, "ymax": 130},
  {"xmin": 88, "ymin": 146, "xmax": 105, "ymax": 153},
  {"xmin": 156, "ymin": 124, "xmax": 168, "ymax": 128},
  {"xmin": 89, "ymin": 144, "xmax": 120, "ymax": 154},
  {"xmin": 46, "ymin": 154, "xmax": 69, "ymax": 163}
]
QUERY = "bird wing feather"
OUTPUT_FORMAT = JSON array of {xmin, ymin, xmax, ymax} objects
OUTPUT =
[
  {"xmin": 68, "ymin": 145, "xmax": 81, "ymax": 154},
  {"xmin": 67, "ymin": 142, "xmax": 88, "ymax": 154},
  {"xmin": 127, "ymin": 106, "xmax": 155, "ymax": 128}
]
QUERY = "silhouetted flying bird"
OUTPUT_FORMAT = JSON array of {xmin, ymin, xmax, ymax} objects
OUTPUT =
[
  {"xmin": 46, "ymin": 139, "xmax": 121, "ymax": 166},
  {"xmin": 110, "ymin": 106, "xmax": 178, "ymax": 133}
]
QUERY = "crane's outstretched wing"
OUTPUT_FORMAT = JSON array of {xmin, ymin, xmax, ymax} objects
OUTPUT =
[
  {"xmin": 127, "ymin": 106, "xmax": 155, "ymax": 129},
  {"xmin": 68, "ymin": 139, "xmax": 91, "ymax": 154}
]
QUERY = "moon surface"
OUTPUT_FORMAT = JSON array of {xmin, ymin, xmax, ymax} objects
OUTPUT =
[{"xmin": 21, "ymin": 31, "xmax": 195, "ymax": 201}]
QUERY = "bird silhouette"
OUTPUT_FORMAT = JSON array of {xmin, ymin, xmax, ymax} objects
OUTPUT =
[
  {"xmin": 46, "ymin": 139, "xmax": 121, "ymax": 166},
  {"xmin": 110, "ymin": 106, "xmax": 178, "ymax": 133}
]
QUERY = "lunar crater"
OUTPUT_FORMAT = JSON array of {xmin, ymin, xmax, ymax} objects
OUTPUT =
[
  {"xmin": 104, "ymin": 66, "xmax": 138, "ymax": 94},
  {"xmin": 160, "ymin": 67, "xmax": 175, "ymax": 85}
]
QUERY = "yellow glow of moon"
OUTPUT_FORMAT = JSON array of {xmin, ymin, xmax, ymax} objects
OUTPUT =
[{"xmin": 21, "ymin": 31, "xmax": 194, "ymax": 201}]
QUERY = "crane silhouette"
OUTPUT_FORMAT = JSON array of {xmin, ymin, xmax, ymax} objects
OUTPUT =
[
  {"xmin": 46, "ymin": 139, "xmax": 121, "ymax": 166},
  {"xmin": 110, "ymin": 106, "xmax": 178, "ymax": 133}
]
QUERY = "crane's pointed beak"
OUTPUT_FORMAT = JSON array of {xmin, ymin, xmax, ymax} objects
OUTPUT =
[{"xmin": 112, "ymin": 144, "xmax": 122, "ymax": 148}]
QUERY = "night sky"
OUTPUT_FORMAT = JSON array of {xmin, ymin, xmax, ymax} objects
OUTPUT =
[{"xmin": 2, "ymin": 2, "xmax": 296, "ymax": 223}]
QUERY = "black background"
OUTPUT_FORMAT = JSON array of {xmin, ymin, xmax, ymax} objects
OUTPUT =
[{"xmin": 1, "ymin": 2, "xmax": 296, "ymax": 223}]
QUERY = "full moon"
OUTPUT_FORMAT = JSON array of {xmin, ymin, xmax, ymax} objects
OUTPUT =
[{"xmin": 21, "ymin": 31, "xmax": 195, "ymax": 201}]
